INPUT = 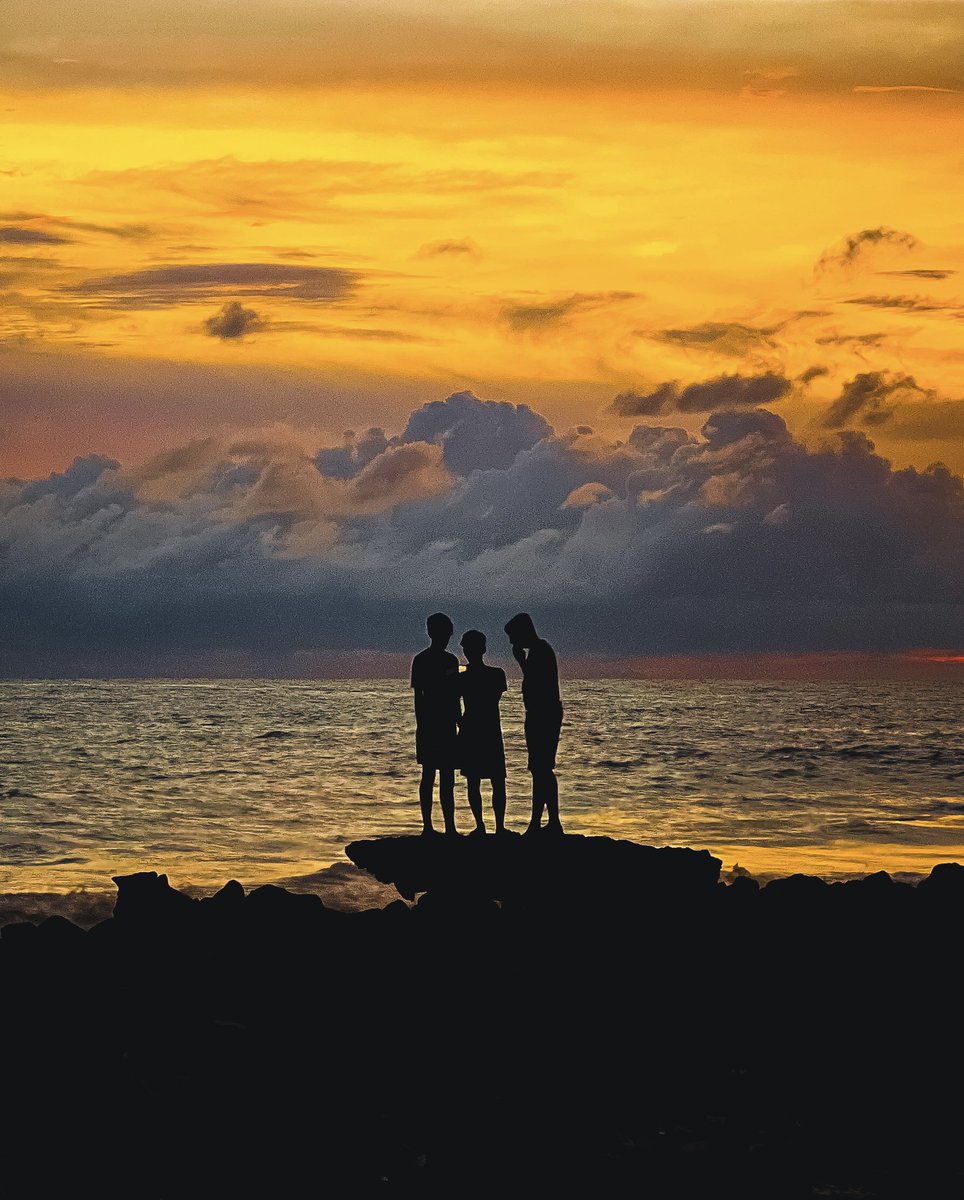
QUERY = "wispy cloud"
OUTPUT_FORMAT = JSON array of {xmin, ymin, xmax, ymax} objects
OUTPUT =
[
  {"xmin": 821, "ymin": 371, "xmax": 933, "ymax": 429},
  {"xmin": 416, "ymin": 238, "xmax": 480, "ymax": 259},
  {"xmin": 0, "ymin": 225, "xmax": 71, "ymax": 246},
  {"xmin": 843, "ymin": 295, "xmax": 951, "ymax": 312},
  {"xmin": 816, "ymin": 227, "xmax": 919, "ymax": 274},
  {"xmin": 612, "ymin": 372, "xmax": 793, "ymax": 417},
  {"xmin": 853, "ymin": 85, "xmax": 962, "ymax": 95},
  {"xmin": 67, "ymin": 262, "xmax": 360, "ymax": 310},
  {"xmin": 647, "ymin": 321, "xmax": 784, "ymax": 357},
  {"xmin": 502, "ymin": 292, "xmax": 635, "ymax": 332}
]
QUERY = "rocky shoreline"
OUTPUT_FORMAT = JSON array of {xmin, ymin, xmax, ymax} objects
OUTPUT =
[{"xmin": 4, "ymin": 835, "xmax": 963, "ymax": 1197}]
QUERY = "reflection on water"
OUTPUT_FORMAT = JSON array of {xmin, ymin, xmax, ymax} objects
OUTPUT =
[{"xmin": 0, "ymin": 678, "xmax": 962, "ymax": 890}]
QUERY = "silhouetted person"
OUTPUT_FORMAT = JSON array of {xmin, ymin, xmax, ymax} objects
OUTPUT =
[
  {"xmin": 457, "ymin": 630, "xmax": 508, "ymax": 836},
  {"xmin": 411, "ymin": 613, "xmax": 461, "ymax": 835},
  {"xmin": 504, "ymin": 613, "xmax": 563, "ymax": 836}
]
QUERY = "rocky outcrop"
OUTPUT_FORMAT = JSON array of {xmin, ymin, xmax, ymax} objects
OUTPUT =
[{"xmin": 345, "ymin": 832, "xmax": 722, "ymax": 904}]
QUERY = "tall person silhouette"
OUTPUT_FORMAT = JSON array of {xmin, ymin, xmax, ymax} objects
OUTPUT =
[
  {"xmin": 411, "ymin": 613, "xmax": 461, "ymax": 836},
  {"xmin": 504, "ymin": 613, "xmax": 564, "ymax": 836},
  {"xmin": 457, "ymin": 630, "xmax": 508, "ymax": 836}
]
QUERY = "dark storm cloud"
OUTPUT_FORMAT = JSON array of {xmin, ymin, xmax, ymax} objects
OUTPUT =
[
  {"xmin": 314, "ymin": 428, "xmax": 390, "ymax": 480},
  {"xmin": 67, "ymin": 263, "xmax": 360, "ymax": 309},
  {"xmin": 612, "ymin": 372, "xmax": 793, "ymax": 417},
  {"xmin": 399, "ymin": 391, "xmax": 553, "ymax": 475},
  {"xmin": 816, "ymin": 227, "xmax": 919, "ymax": 273},
  {"xmin": 3, "ymin": 393, "xmax": 962, "ymax": 673},
  {"xmin": 313, "ymin": 392, "xmax": 553, "ymax": 479},
  {"xmin": 204, "ymin": 301, "xmax": 265, "ymax": 339},
  {"xmin": 821, "ymin": 371, "xmax": 932, "ymax": 429},
  {"xmin": 611, "ymin": 384, "xmax": 678, "ymax": 418},
  {"xmin": 0, "ymin": 225, "xmax": 71, "ymax": 246},
  {"xmin": 649, "ymin": 321, "xmax": 783, "ymax": 356}
]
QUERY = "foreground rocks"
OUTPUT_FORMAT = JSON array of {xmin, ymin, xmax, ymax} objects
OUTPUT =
[{"xmin": 3, "ymin": 838, "xmax": 964, "ymax": 1198}]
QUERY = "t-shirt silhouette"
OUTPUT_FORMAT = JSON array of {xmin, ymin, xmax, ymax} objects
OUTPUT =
[
  {"xmin": 458, "ymin": 663, "xmax": 507, "ymax": 780},
  {"xmin": 521, "ymin": 639, "xmax": 561, "ymax": 714},
  {"xmin": 410, "ymin": 646, "xmax": 461, "ymax": 768},
  {"xmin": 520, "ymin": 639, "xmax": 563, "ymax": 772}
]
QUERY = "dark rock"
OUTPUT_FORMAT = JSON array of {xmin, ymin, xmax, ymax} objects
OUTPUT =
[
  {"xmin": 918, "ymin": 861, "xmax": 964, "ymax": 899},
  {"xmin": 726, "ymin": 874, "xmax": 760, "ymax": 898},
  {"xmin": 35, "ymin": 914, "xmax": 86, "ymax": 943},
  {"xmin": 346, "ymin": 833, "xmax": 722, "ymax": 908},
  {"xmin": 761, "ymin": 873, "xmax": 829, "ymax": 904},
  {"xmin": 0, "ymin": 921, "xmax": 38, "ymax": 942},
  {"xmin": 111, "ymin": 870, "xmax": 197, "ymax": 923},
  {"xmin": 246, "ymin": 884, "xmax": 326, "ymax": 919},
  {"xmin": 208, "ymin": 879, "xmax": 246, "ymax": 907}
]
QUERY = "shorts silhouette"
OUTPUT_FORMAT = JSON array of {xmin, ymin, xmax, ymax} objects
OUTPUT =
[{"xmin": 525, "ymin": 704, "xmax": 563, "ymax": 773}]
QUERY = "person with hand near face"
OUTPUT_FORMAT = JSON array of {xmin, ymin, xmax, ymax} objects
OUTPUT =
[{"xmin": 504, "ymin": 612, "xmax": 564, "ymax": 837}]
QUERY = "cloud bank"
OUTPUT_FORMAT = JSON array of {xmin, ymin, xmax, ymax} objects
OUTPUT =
[{"xmin": 2, "ymin": 390, "xmax": 961, "ymax": 674}]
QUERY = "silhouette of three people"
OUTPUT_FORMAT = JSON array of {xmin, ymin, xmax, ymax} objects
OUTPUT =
[{"xmin": 411, "ymin": 611, "xmax": 563, "ymax": 836}]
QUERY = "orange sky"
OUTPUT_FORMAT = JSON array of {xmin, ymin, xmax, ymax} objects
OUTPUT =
[{"xmin": 2, "ymin": 0, "xmax": 963, "ymax": 477}]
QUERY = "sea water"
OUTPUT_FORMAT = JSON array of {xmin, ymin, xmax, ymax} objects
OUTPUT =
[{"xmin": 1, "ymin": 678, "xmax": 962, "ymax": 894}]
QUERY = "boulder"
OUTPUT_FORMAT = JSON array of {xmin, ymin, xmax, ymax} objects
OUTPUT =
[
  {"xmin": 918, "ymin": 861, "xmax": 964, "ymax": 900},
  {"xmin": 346, "ymin": 833, "xmax": 722, "ymax": 909},
  {"xmin": 111, "ymin": 871, "xmax": 197, "ymax": 923}
]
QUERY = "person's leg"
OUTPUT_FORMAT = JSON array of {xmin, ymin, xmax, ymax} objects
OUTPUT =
[
  {"xmin": 419, "ymin": 765, "xmax": 436, "ymax": 834},
  {"xmin": 526, "ymin": 771, "xmax": 544, "ymax": 835},
  {"xmin": 467, "ymin": 777, "xmax": 485, "ymax": 834},
  {"xmin": 544, "ymin": 770, "xmax": 563, "ymax": 833},
  {"xmin": 439, "ymin": 766, "xmax": 458, "ymax": 835},
  {"xmin": 491, "ymin": 777, "xmax": 507, "ymax": 835},
  {"xmin": 524, "ymin": 717, "xmax": 543, "ymax": 835}
]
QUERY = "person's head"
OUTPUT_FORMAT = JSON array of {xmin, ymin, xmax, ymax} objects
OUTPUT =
[
  {"xmin": 426, "ymin": 612, "xmax": 454, "ymax": 646},
  {"xmin": 504, "ymin": 612, "xmax": 538, "ymax": 649},
  {"xmin": 460, "ymin": 629, "xmax": 487, "ymax": 664}
]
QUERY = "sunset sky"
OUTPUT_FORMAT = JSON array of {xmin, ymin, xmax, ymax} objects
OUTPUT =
[{"xmin": 2, "ymin": 0, "xmax": 962, "ymax": 675}]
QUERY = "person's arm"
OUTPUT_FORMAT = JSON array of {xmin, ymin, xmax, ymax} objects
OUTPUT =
[
  {"xmin": 453, "ymin": 666, "xmax": 465, "ymax": 730},
  {"xmin": 512, "ymin": 644, "xmax": 528, "ymax": 672}
]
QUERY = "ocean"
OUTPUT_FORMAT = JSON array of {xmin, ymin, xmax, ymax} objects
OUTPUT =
[{"xmin": 1, "ymin": 678, "xmax": 962, "ymax": 906}]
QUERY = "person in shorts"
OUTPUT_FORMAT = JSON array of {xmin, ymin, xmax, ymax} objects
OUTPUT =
[
  {"xmin": 504, "ymin": 612, "xmax": 564, "ymax": 836},
  {"xmin": 411, "ymin": 612, "xmax": 461, "ymax": 835},
  {"xmin": 457, "ymin": 629, "xmax": 508, "ymax": 836}
]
